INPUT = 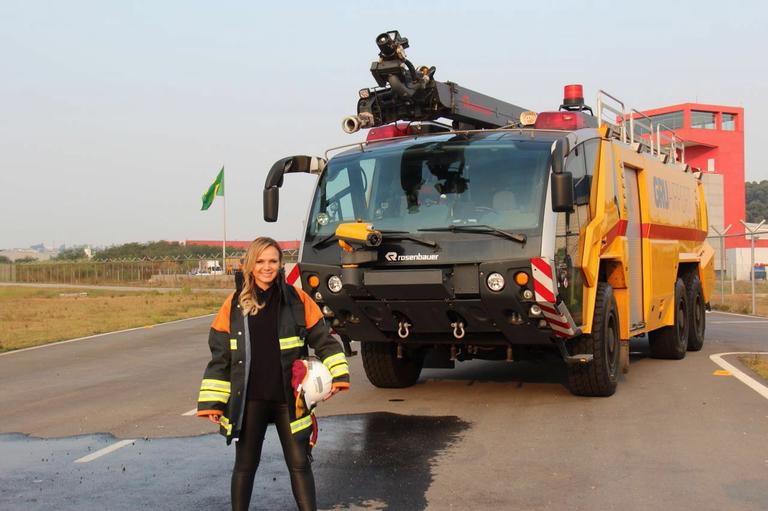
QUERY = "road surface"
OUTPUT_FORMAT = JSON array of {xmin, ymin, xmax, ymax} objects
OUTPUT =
[{"xmin": 1, "ymin": 311, "xmax": 767, "ymax": 510}]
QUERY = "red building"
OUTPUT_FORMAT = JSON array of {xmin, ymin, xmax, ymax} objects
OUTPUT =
[{"xmin": 637, "ymin": 103, "xmax": 765, "ymax": 249}]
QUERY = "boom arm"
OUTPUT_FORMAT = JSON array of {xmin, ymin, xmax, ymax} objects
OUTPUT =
[{"xmin": 342, "ymin": 31, "xmax": 531, "ymax": 133}]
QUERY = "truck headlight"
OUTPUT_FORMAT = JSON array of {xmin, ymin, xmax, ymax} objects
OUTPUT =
[
  {"xmin": 486, "ymin": 272, "xmax": 505, "ymax": 292},
  {"xmin": 328, "ymin": 275, "xmax": 343, "ymax": 293}
]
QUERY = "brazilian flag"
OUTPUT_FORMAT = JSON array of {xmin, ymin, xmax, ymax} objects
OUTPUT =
[{"xmin": 201, "ymin": 167, "xmax": 224, "ymax": 210}]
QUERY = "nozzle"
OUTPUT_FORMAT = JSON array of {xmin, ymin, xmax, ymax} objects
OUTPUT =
[{"xmin": 342, "ymin": 115, "xmax": 362, "ymax": 134}]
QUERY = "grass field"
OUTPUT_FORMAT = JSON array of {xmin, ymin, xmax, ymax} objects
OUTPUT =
[
  {"xmin": 0, "ymin": 286, "xmax": 228, "ymax": 352},
  {"xmin": 709, "ymin": 279, "xmax": 768, "ymax": 316},
  {"xmin": 740, "ymin": 354, "xmax": 768, "ymax": 381}
]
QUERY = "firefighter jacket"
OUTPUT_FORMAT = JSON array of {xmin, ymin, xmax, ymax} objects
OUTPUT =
[{"xmin": 197, "ymin": 271, "xmax": 350, "ymax": 445}]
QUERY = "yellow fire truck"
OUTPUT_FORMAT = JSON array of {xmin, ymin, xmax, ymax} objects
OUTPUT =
[{"xmin": 263, "ymin": 31, "xmax": 714, "ymax": 396}]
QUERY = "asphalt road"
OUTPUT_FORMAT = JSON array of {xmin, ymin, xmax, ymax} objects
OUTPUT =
[{"xmin": 1, "ymin": 311, "xmax": 767, "ymax": 510}]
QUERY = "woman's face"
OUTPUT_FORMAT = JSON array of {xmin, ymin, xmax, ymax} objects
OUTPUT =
[{"xmin": 252, "ymin": 246, "xmax": 281, "ymax": 290}]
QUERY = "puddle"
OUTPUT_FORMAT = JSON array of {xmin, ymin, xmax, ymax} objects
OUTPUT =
[{"xmin": 0, "ymin": 413, "xmax": 468, "ymax": 511}]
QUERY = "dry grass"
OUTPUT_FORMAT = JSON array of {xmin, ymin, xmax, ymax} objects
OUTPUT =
[
  {"xmin": 710, "ymin": 280, "xmax": 768, "ymax": 316},
  {"xmin": 0, "ymin": 286, "xmax": 228, "ymax": 352},
  {"xmin": 740, "ymin": 354, "xmax": 768, "ymax": 381}
]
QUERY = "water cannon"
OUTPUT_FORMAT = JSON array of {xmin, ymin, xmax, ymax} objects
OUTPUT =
[
  {"xmin": 342, "ymin": 30, "xmax": 530, "ymax": 135},
  {"xmin": 376, "ymin": 31, "xmax": 409, "ymax": 60},
  {"xmin": 334, "ymin": 222, "xmax": 382, "ymax": 266},
  {"xmin": 335, "ymin": 222, "xmax": 382, "ymax": 251}
]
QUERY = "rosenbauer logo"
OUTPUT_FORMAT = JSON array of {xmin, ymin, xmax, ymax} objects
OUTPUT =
[{"xmin": 384, "ymin": 251, "xmax": 439, "ymax": 262}]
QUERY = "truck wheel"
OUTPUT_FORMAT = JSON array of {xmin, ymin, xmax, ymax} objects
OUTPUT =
[
  {"xmin": 648, "ymin": 278, "xmax": 689, "ymax": 359},
  {"xmin": 567, "ymin": 282, "xmax": 620, "ymax": 397},
  {"xmin": 361, "ymin": 342, "xmax": 423, "ymax": 388},
  {"xmin": 684, "ymin": 272, "xmax": 705, "ymax": 351}
]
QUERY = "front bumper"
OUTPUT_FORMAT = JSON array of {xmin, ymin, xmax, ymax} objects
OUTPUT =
[{"xmin": 299, "ymin": 262, "xmax": 556, "ymax": 346}]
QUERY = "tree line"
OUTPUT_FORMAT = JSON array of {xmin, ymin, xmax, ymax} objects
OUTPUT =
[{"xmin": 746, "ymin": 180, "xmax": 768, "ymax": 223}]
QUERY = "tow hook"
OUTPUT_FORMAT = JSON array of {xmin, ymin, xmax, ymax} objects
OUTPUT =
[
  {"xmin": 450, "ymin": 321, "xmax": 465, "ymax": 340},
  {"xmin": 554, "ymin": 338, "xmax": 594, "ymax": 365},
  {"xmin": 397, "ymin": 320, "xmax": 411, "ymax": 339}
]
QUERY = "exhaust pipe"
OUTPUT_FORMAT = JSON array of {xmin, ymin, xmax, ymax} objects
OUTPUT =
[{"xmin": 342, "ymin": 115, "xmax": 362, "ymax": 134}]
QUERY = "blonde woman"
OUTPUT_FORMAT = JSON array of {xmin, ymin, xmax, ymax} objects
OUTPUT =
[{"xmin": 197, "ymin": 237, "xmax": 350, "ymax": 510}]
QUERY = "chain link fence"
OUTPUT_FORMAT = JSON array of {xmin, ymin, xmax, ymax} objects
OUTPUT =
[
  {"xmin": 707, "ymin": 224, "xmax": 768, "ymax": 317},
  {"xmin": 0, "ymin": 250, "xmax": 299, "ymax": 288}
]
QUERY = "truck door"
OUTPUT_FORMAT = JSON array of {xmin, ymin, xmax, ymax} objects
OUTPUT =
[{"xmin": 623, "ymin": 163, "xmax": 644, "ymax": 328}]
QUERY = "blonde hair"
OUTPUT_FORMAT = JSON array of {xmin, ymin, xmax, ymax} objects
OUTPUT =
[{"xmin": 238, "ymin": 237, "xmax": 284, "ymax": 316}]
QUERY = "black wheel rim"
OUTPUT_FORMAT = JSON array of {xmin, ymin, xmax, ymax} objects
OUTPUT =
[
  {"xmin": 606, "ymin": 312, "xmax": 619, "ymax": 377},
  {"xmin": 694, "ymin": 294, "xmax": 704, "ymax": 337},
  {"xmin": 677, "ymin": 296, "xmax": 688, "ymax": 346}
]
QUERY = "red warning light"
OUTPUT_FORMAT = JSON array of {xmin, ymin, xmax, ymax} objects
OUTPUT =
[
  {"xmin": 366, "ymin": 122, "xmax": 412, "ymax": 141},
  {"xmin": 563, "ymin": 84, "xmax": 584, "ymax": 109}
]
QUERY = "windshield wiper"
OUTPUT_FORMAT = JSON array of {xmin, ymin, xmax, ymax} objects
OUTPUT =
[
  {"xmin": 378, "ymin": 230, "xmax": 439, "ymax": 249},
  {"xmin": 418, "ymin": 224, "xmax": 527, "ymax": 244},
  {"xmin": 312, "ymin": 229, "xmax": 439, "ymax": 249},
  {"xmin": 312, "ymin": 232, "xmax": 338, "ymax": 249}
]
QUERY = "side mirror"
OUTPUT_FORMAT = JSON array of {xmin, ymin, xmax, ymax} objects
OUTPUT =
[
  {"xmin": 551, "ymin": 138, "xmax": 567, "ymax": 174},
  {"xmin": 551, "ymin": 172, "xmax": 574, "ymax": 213},
  {"xmin": 263, "ymin": 187, "xmax": 279, "ymax": 222},
  {"xmin": 263, "ymin": 155, "xmax": 327, "ymax": 223}
]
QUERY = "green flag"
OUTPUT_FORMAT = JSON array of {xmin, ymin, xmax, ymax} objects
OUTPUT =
[{"xmin": 201, "ymin": 167, "xmax": 225, "ymax": 211}]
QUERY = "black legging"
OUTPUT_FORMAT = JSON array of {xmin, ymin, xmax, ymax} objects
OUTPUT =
[{"xmin": 231, "ymin": 400, "xmax": 316, "ymax": 511}]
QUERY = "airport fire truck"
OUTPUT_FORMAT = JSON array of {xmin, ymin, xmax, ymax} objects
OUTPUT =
[{"xmin": 263, "ymin": 31, "xmax": 714, "ymax": 396}]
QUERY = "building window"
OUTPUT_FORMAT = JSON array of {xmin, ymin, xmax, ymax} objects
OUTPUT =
[
  {"xmin": 722, "ymin": 113, "xmax": 736, "ymax": 131},
  {"xmin": 691, "ymin": 110, "xmax": 716, "ymax": 129},
  {"xmin": 648, "ymin": 111, "xmax": 683, "ymax": 130}
]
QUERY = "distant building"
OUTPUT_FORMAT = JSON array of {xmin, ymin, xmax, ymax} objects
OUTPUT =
[{"xmin": 637, "ymin": 103, "xmax": 768, "ymax": 278}]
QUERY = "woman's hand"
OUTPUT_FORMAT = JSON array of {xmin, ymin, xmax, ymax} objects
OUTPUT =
[{"xmin": 207, "ymin": 414, "xmax": 221, "ymax": 424}]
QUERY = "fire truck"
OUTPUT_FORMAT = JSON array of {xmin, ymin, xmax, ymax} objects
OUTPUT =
[{"xmin": 263, "ymin": 31, "xmax": 714, "ymax": 396}]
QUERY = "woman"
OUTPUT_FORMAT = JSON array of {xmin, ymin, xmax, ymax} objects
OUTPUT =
[{"xmin": 197, "ymin": 237, "xmax": 350, "ymax": 510}]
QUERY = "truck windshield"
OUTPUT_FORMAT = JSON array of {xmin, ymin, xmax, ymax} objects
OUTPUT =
[{"xmin": 306, "ymin": 133, "xmax": 552, "ymax": 240}]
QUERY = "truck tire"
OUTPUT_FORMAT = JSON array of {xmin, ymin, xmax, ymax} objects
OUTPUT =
[
  {"xmin": 361, "ymin": 341, "xmax": 423, "ymax": 388},
  {"xmin": 648, "ymin": 278, "xmax": 689, "ymax": 359},
  {"xmin": 684, "ymin": 272, "xmax": 705, "ymax": 351},
  {"xmin": 567, "ymin": 282, "xmax": 620, "ymax": 397}
]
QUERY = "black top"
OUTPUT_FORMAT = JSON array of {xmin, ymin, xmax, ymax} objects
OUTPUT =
[{"xmin": 246, "ymin": 283, "xmax": 285, "ymax": 402}]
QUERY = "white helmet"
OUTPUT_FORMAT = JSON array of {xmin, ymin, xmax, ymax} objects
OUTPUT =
[{"xmin": 298, "ymin": 358, "xmax": 333, "ymax": 409}]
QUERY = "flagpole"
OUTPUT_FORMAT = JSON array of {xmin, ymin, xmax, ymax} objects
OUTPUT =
[{"xmin": 222, "ymin": 167, "xmax": 227, "ymax": 271}]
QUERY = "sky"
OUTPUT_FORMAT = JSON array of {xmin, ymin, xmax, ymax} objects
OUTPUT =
[{"xmin": 1, "ymin": 0, "xmax": 766, "ymax": 249}]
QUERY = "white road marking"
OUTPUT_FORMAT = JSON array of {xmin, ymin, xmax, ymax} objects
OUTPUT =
[
  {"xmin": 182, "ymin": 408, "xmax": 198, "ymax": 416},
  {"xmin": 709, "ymin": 320, "xmax": 768, "ymax": 324},
  {"xmin": 0, "ymin": 314, "xmax": 215, "ymax": 358},
  {"xmin": 708, "ymin": 310, "xmax": 768, "ymax": 320},
  {"xmin": 709, "ymin": 352, "xmax": 768, "ymax": 401},
  {"xmin": 74, "ymin": 439, "xmax": 136, "ymax": 463}
]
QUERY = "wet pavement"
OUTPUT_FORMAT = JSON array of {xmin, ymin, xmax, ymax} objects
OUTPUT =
[{"xmin": 0, "ymin": 413, "xmax": 469, "ymax": 511}]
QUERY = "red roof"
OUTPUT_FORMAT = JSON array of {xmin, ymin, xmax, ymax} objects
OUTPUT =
[{"xmin": 185, "ymin": 240, "xmax": 300, "ymax": 250}]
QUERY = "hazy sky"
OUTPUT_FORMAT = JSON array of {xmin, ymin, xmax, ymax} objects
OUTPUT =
[{"xmin": 1, "ymin": 1, "xmax": 766, "ymax": 249}]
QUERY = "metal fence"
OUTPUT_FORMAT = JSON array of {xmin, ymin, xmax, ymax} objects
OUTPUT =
[
  {"xmin": 707, "ymin": 221, "xmax": 768, "ymax": 317},
  {"xmin": 0, "ymin": 250, "xmax": 299, "ymax": 287}
]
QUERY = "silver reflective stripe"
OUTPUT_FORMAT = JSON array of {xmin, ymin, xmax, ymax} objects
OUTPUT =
[
  {"xmin": 280, "ymin": 336, "xmax": 304, "ymax": 350},
  {"xmin": 198, "ymin": 391, "xmax": 229, "ymax": 403},
  {"xmin": 236, "ymin": 317, "xmax": 252, "ymax": 433},
  {"xmin": 201, "ymin": 379, "xmax": 231, "ymax": 392},
  {"xmin": 322, "ymin": 352, "xmax": 346, "ymax": 369},
  {"xmin": 329, "ymin": 364, "xmax": 350, "ymax": 378},
  {"xmin": 290, "ymin": 415, "xmax": 313, "ymax": 434}
]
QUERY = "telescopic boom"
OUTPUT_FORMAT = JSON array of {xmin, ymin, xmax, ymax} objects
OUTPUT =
[{"xmin": 342, "ymin": 30, "xmax": 531, "ymax": 133}]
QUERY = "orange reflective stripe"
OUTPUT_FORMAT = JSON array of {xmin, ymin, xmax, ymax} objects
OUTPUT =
[
  {"xmin": 211, "ymin": 291, "xmax": 235, "ymax": 333},
  {"xmin": 295, "ymin": 287, "xmax": 323, "ymax": 329}
]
